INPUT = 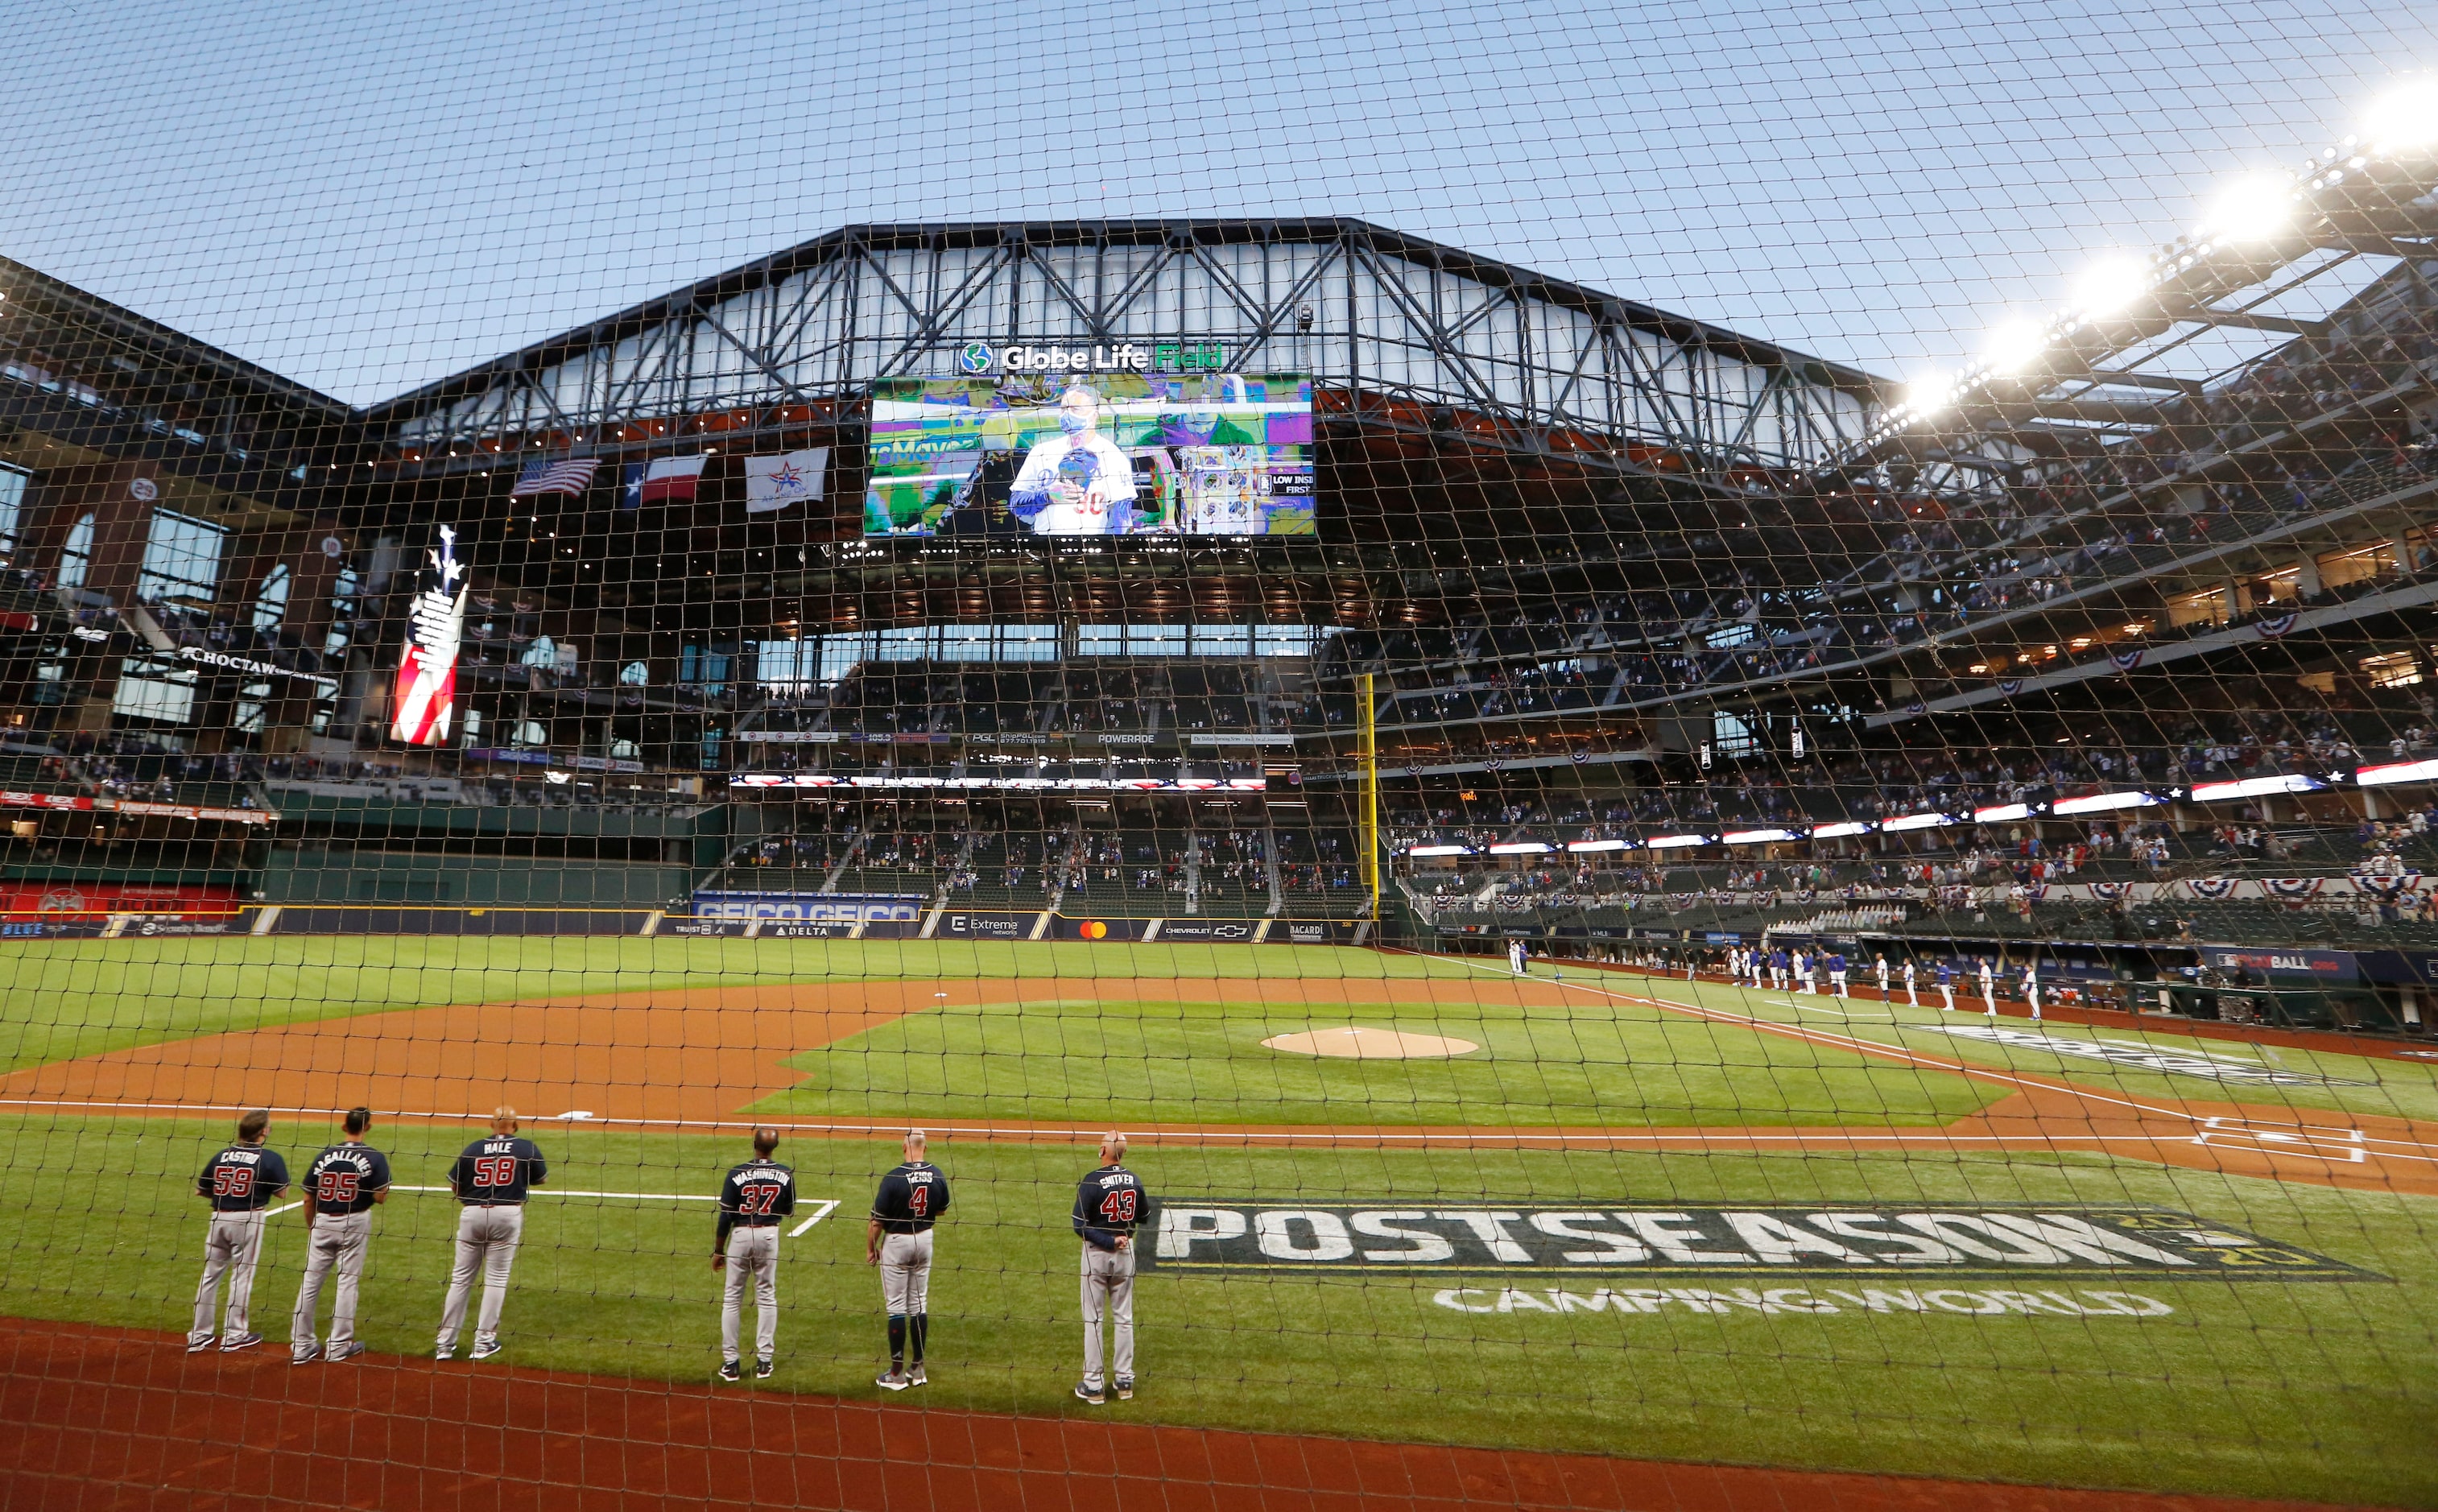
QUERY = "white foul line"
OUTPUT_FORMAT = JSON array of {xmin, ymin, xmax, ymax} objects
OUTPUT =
[{"xmin": 789, "ymin": 1199, "xmax": 841, "ymax": 1237}]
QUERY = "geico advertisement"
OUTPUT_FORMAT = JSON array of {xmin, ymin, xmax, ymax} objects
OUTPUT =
[{"xmin": 1143, "ymin": 1204, "xmax": 2367, "ymax": 1279}]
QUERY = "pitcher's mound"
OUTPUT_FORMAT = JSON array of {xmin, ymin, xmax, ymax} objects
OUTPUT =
[{"xmin": 1262, "ymin": 1026, "xmax": 1480, "ymax": 1059}]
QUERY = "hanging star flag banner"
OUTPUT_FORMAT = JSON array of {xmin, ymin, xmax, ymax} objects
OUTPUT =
[
  {"xmin": 508, "ymin": 459, "xmax": 601, "ymax": 498},
  {"xmin": 390, "ymin": 525, "xmax": 469, "ymax": 747},
  {"xmin": 744, "ymin": 448, "xmax": 829, "ymax": 513},
  {"xmin": 622, "ymin": 455, "xmax": 708, "ymax": 506}
]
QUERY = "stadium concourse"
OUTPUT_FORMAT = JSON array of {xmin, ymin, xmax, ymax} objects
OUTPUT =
[{"xmin": 0, "ymin": 107, "xmax": 2436, "ymax": 1510}]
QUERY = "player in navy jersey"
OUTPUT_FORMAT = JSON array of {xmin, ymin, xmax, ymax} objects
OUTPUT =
[
  {"xmin": 713, "ymin": 1128, "xmax": 795, "ymax": 1382},
  {"xmin": 291, "ymin": 1107, "xmax": 390, "ymax": 1364},
  {"xmin": 435, "ymin": 1106, "xmax": 548, "ymax": 1361},
  {"xmin": 1071, "ymin": 1131, "xmax": 1153, "ymax": 1405},
  {"xmin": 868, "ymin": 1129, "xmax": 949, "ymax": 1390},
  {"xmin": 188, "ymin": 1109, "xmax": 288, "ymax": 1353}
]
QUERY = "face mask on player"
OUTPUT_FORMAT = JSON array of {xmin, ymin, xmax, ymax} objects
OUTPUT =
[{"xmin": 1059, "ymin": 410, "xmax": 1091, "ymax": 436}]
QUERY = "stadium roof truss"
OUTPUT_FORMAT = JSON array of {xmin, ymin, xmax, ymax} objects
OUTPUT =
[{"xmin": 374, "ymin": 221, "xmax": 1887, "ymax": 486}]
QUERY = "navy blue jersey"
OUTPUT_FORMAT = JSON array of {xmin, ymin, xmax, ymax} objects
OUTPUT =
[
  {"xmin": 1072, "ymin": 1164, "xmax": 1150, "ymax": 1250},
  {"xmin": 448, "ymin": 1135, "xmax": 548, "ymax": 1204},
  {"xmin": 196, "ymin": 1145, "xmax": 289, "ymax": 1212},
  {"xmin": 870, "ymin": 1161, "xmax": 948, "ymax": 1233},
  {"xmin": 302, "ymin": 1143, "xmax": 390, "ymax": 1216},
  {"xmin": 719, "ymin": 1159, "xmax": 796, "ymax": 1226}
]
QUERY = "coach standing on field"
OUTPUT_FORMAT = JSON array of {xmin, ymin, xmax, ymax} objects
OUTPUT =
[
  {"xmin": 189, "ymin": 1109, "xmax": 288, "ymax": 1353},
  {"xmin": 436, "ymin": 1105, "xmax": 548, "ymax": 1361},
  {"xmin": 713, "ymin": 1127, "xmax": 795, "ymax": 1382},
  {"xmin": 1072, "ymin": 1131, "xmax": 1152, "ymax": 1405},
  {"xmin": 291, "ymin": 1107, "xmax": 390, "ymax": 1364},
  {"xmin": 868, "ymin": 1128, "xmax": 948, "ymax": 1390}
]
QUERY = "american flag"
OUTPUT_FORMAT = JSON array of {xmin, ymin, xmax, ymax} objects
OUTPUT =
[{"xmin": 508, "ymin": 458, "xmax": 601, "ymax": 498}]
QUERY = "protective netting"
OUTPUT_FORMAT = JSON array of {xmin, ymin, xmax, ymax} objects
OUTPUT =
[{"xmin": 0, "ymin": 3, "xmax": 2432, "ymax": 1508}]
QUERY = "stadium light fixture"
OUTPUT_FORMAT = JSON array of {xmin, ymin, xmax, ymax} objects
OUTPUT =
[
  {"xmin": 1981, "ymin": 319, "xmax": 2049, "ymax": 375},
  {"xmin": 1903, "ymin": 371, "xmax": 1957, "ymax": 417},
  {"xmin": 2196, "ymin": 174, "xmax": 2293, "ymax": 245},
  {"xmin": 2070, "ymin": 255, "xmax": 2151, "ymax": 320},
  {"xmin": 2365, "ymin": 79, "xmax": 2438, "ymax": 155}
]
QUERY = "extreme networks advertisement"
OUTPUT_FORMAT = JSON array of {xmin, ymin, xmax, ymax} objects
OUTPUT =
[{"xmin": 866, "ymin": 346, "xmax": 1314, "ymax": 537}]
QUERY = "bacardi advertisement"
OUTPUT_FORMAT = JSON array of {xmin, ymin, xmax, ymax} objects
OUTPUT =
[{"xmin": 390, "ymin": 526, "xmax": 468, "ymax": 746}]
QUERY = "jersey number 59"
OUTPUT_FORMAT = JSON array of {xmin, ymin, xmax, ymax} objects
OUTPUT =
[{"xmin": 211, "ymin": 1167, "xmax": 254, "ymax": 1199}]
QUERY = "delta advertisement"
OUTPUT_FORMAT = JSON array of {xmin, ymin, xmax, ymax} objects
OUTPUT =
[{"xmin": 865, "ymin": 356, "xmax": 1315, "ymax": 538}]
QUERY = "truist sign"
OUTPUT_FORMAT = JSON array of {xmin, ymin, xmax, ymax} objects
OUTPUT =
[{"xmin": 390, "ymin": 526, "xmax": 469, "ymax": 746}]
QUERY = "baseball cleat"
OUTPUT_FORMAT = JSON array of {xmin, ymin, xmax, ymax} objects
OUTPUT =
[
  {"xmin": 717, "ymin": 1360, "xmax": 743, "ymax": 1382},
  {"xmin": 470, "ymin": 1341, "xmax": 503, "ymax": 1361},
  {"xmin": 755, "ymin": 1358, "xmax": 774, "ymax": 1380},
  {"xmin": 434, "ymin": 1343, "xmax": 455, "ymax": 1361},
  {"xmin": 907, "ymin": 1365, "xmax": 928, "ymax": 1387},
  {"xmin": 327, "ymin": 1341, "xmax": 366, "ymax": 1363},
  {"xmin": 1115, "ymin": 1377, "xmax": 1134, "ymax": 1400},
  {"xmin": 876, "ymin": 1369, "xmax": 911, "ymax": 1390},
  {"xmin": 221, "ymin": 1333, "xmax": 262, "ymax": 1353},
  {"xmin": 1073, "ymin": 1382, "xmax": 1105, "ymax": 1405},
  {"xmin": 187, "ymin": 1336, "xmax": 216, "ymax": 1353},
  {"xmin": 291, "ymin": 1343, "xmax": 322, "ymax": 1365}
]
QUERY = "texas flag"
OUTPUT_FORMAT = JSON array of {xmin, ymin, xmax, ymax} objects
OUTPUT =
[{"xmin": 620, "ymin": 455, "xmax": 709, "ymax": 507}]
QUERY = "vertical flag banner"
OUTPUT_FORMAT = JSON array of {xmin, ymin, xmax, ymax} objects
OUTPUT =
[
  {"xmin": 389, "ymin": 524, "xmax": 467, "ymax": 746},
  {"xmin": 744, "ymin": 447, "xmax": 827, "ymax": 512}
]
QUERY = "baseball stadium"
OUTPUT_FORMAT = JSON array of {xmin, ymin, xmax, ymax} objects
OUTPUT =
[{"xmin": 2, "ymin": 7, "xmax": 2437, "ymax": 1510}]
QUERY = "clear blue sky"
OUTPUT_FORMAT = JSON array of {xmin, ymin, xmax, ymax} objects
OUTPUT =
[{"xmin": 2, "ymin": 0, "xmax": 2426, "ymax": 406}]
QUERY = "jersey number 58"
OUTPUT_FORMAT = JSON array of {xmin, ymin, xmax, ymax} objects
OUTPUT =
[{"xmin": 473, "ymin": 1155, "xmax": 516, "ymax": 1187}]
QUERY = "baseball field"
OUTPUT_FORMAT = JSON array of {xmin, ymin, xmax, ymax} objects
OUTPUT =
[{"xmin": 0, "ymin": 936, "xmax": 2432, "ymax": 1507}]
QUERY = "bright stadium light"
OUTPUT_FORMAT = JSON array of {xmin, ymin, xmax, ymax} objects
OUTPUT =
[
  {"xmin": 2196, "ymin": 174, "xmax": 2292, "ymax": 245},
  {"xmin": 1981, "ymin": 318, "xmax": 2048, "ymax": 375},
  {"xmin": 1903, "ymin": 370, "xmax": 1957, "ymax": 416},
  {"xmin": 2071, "ymin": 255, "xmax": 2150, "ymax": 319},
  {"xmin": 2364, "ymin": 79, "xmax": 2438, "ymax": 155}
]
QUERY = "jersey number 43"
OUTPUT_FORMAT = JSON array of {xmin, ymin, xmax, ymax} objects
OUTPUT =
[{"xmin": 1097, "ymin": 1189, "xmax": 1138, "ymax": 1224}]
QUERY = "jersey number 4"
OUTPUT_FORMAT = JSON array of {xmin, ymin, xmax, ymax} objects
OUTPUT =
[
  {"xmin": 1097, "ymin": 1189, "xmax": 1138, "ymax": 1225},
  {"xmin": 908, "ymin": 1184, "xmax": 930, "ymax": 1217},
  {"xmin": 314, "ymin": 1170, "xmax": 361, "ymax": 1204},
  {"xmin": 472, "ymin": 1155, "xmax": 516, "ymax": 1187},
  {"xmin": 211, "ymin": 1167, "xmax": 254, "ymax": 1199}
]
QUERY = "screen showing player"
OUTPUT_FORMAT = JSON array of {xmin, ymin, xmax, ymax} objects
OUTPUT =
[{"xmin": 865, "ymin": 370, "xmax": 1315, "ymax": 537}]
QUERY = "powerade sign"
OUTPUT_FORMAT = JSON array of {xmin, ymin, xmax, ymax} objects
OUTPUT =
[
  {"xmin": 692, "ymin": 892, "xmax": 924, "ymax": 923},
  {"xmin": 1145, "ymin": 1204, "xmax": 2371, "ymax": 1279}
]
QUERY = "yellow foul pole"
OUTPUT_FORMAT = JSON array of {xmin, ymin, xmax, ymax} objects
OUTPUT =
[{"xmin": 1359, "ymin": 671, "xmax": 1379, "ymax": 918}]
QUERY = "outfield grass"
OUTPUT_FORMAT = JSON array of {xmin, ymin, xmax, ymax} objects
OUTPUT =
[
  {"xmin": 0, "ymin": 939, "xmax": 2432, "ymax": 1503},
  {"xmin": 759, "ymin": 992, "xmax": 2003, "ymax": 1127}
]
